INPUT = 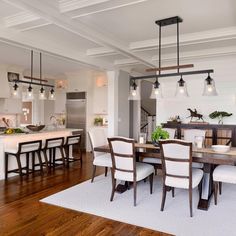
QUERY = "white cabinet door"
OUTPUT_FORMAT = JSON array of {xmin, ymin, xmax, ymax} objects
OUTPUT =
[
  {"xmin": 0, "ymin": 98, "xmax": 22, "ymax": 114},
  {"xmin": 93, "ymin": 86, "xmax": 108, "ymax": 114},
  {"xmin": 54, "ymin": 91, "xmax": 66, "ymax": 114}
]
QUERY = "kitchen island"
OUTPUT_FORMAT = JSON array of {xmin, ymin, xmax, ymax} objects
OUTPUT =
[{"xmin": 0, "ymin": 128, "xmax": 82, "ymax": 180}]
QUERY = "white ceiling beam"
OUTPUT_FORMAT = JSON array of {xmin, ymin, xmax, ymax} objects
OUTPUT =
[
  {"xmin": 114, "ymin": 58, "xmax": 139, "ymax": 66},
  {"xmin": 4, "ymin": 11, "xmax": 41, "ymax": 28},
  {"xmin": 59, "ymin": 0, "xmax": 111, "ymax": 13},
  {"xmin": 130, "ymin": 27, "xmax": 236, "ymax": 52},
  {"xmin": 3, "ymin": 0, "xmax": 155, "ymax": 67},
  {"xmin": 70, "ymin": 0, "xmax": 149, "ymax": 19},
  {"xmin": 86, "ymin": 47, "xmax": 117, "ymax": 57}
]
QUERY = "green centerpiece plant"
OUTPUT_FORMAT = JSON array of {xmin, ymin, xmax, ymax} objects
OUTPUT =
[
  {"xmin": 151, "ymin": 126, "xmax": 169, "ymax": 146},
  {"xmin": 209, "ymin": 111, "xmax": 232, "ymax": 124}
]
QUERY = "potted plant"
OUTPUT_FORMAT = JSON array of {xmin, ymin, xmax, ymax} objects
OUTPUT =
[
  {"xmin": 94, "ymin": 117, "xmax": 103, "ymax": 126},
  {"xmin": 151, "ymin": 126, "xmax": 170, "ymax": 146},
  {"xmin": 209, "ymin": 111, "xmax": 232, "ymax": 124}
]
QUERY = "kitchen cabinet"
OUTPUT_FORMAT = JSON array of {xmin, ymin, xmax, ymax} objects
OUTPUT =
[
  {"xmin": 54, "ymin": 91, "xmax": 66, "ymax": 114},
  {"xmin": 0, "ymin": 70, "xmax": 10, "ymax": 98},
  {"xmin": 93, "ymin": 85, "xmax": 108, "ymax": 114},
  {"xmin": 0, "ymin": 98, "xmax": 22, "ymax": 114}
]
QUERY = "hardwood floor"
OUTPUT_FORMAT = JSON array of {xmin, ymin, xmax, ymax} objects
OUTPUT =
[{"xmin": 0, "ymin": 152, "xmax": 172, "ymax": 236}]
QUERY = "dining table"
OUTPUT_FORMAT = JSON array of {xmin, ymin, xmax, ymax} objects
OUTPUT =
[{"xmin": 94, "ymin": 143, "xmax": 236, "ymax": 211}]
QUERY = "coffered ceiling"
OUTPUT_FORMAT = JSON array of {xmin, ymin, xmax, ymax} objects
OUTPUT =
[{"xmin": 0, "ymin": 0, "xmax": 235, "ymax": 75}]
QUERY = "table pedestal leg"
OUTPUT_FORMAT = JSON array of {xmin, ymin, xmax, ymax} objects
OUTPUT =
[{"xmin": 197, "ymin": 163, "xmax": 214, "ymax": 210}]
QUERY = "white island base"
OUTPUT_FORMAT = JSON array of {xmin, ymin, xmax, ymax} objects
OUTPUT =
[{"xmin": 0, "ymin": 129, "xmax": 81, "ymax": 180}]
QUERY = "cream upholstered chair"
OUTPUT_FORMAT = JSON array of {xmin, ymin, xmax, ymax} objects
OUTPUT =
[
  {"xmin": 88, "ymin": 128, "xmax": 112, "ymax": 182},
  {"xmin": 108, "ymin": 137, "xmax": 154, "ymax": 206},
  {"xmin": 159, "ymin": 139, "xmax": 203, "ymax": 217},
  {"xmin": 213, "ymin": 165, "xmax": 236, "ymax": 205},
  {"xmin": 142, "ymin": 128, "xmax": 176, "ymax": 169},
  {"xmin": 183, "ymin": 129, "xmax": 206, "ymax": 168}
]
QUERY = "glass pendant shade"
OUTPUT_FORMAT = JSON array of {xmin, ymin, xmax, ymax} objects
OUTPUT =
[
  {"xmin": 26, "ymin": 85, "xmax": 34, "ymax": 100},
  {"xmin": 49, "ymin": 88, "xmax": 56, "ymax": 100},
  {"xmin": 203, "ymin": 74, "xmax": 218, "ymax": 96},
  {"xmin": 150, "ymin": 79, "xmax": 163, "ymax": 99},
  {"xmin": 175, "ymin": 76, "xmax": 189, "ymax": 97},
  {"xmin": 128, "ymin": 80, "xmax": 140, "ymax": 100},
  {"xmin": 39, "ymin": 87, "xmax": 46, "ymax": 100},
  {"xmin": 11, "ymin": 83, "xmax": 20, "ymax": 99}
]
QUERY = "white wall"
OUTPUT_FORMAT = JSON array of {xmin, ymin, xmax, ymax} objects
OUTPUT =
[{"xmin": 156, "ymin": 55, "xmax": 236, "ymax": 125}]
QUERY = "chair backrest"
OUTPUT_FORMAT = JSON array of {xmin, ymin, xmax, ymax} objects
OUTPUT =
[
  {"xmin": 183, "ymin": 129, "xmax": 206, "ymax": 143},
  {"xmin": 66, "ymin": 135, "xmax": 81, "ymax": 146},
  {"xmin": 19, "ymin": 140, "xmax": 42, "ymax": 153},
  {"xmin": 159, "ymin": 139, "xmax": 192, "ymax": 187},
  {"xmin": 88, "ymin": 128, "xmax": 107, "ymax": 157},
  {"xmin": 108, "ymin": 137, "xmax": 136, "ymax": 178},
  {"xmin": 45, "ymin": 137, "xmax": 64, "ymax": 149},
  {"xmin": 163, "ymin": 128, "xmax": 176, "ymax": 139}
]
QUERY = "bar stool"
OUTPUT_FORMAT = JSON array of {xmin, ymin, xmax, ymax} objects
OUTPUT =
[
  {"xmin": 5, "ymin": 140, "xmax": 43, "ymax": 179},
  {"xmin": 64, "ymin": 134, "xmax": 82, "ymax": 167},
  {"xmin": 43, "ymin": 137, "xmax": 65, "ymax": 169}
]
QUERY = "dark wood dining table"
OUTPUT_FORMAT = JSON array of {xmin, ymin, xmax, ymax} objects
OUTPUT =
[{"xmin": 94, "ymin": 143, "xmax": 236, "ymax": 211}]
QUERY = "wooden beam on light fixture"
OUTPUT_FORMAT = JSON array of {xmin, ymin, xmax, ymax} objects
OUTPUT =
[
  {"xmin": 24, "ymin": 75, "xmax": 48, "ymax": 83},
  {"xmin": 146, "ymin": 64, "xmax": 194, "ymax": 72}
]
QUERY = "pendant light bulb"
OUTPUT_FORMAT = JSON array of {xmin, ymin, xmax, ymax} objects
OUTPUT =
[
  {"xmin": 128, "ymin": 79, "xmax": 140, "ymax": 100},
  {"xmin": 39, "ymin": 86, "xmax": 46, "ymax": 100},
  {"xmin": 203, "ymin": 73, "xmax": 218, "ymax": 96},
  {"xmin": 175, "ymin": 76, "xmax": 189, "ymax": 97},
  {"xmin": 26, "ymin": 84, "xmax": 34, "ymax": 100},
  {"xmin": 49, "ymin": 88, "xmax": 56, "ymax": 100},
  {"xmin": 150, "ymin": 77, "xmax": 163, "ymax": 99},
  {"xmin": 12, "ymin": 83, "xmax": 20, "ymax": 98}
]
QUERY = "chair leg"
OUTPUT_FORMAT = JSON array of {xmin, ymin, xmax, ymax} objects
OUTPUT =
[
  {"xmin": 161, "ymin": 185, "xmax": 167, "ymax": 211},
  {"xmin": 91, "ymin": 165, "xmax": 96, "ymax": 183},
  {"xmin": 105, "ymin": 167, "xmax": 108, "ymax": 177},
  {"xmin": 110, "ymin": 176, "xmax": 116, "ymax": 202},
  {"xmin": 15, "ymin": 154, "xmax": 23, "ymax": 178},
  {"xmin": 5, "ymin": 153, "xmax": 8, "ymax": 180},
  {"xmin": 37, "ymin": 151, "xmax": 44, "ymax": 174},
  {"xmin": 219, "ymin": 182, "xmax": 222, "ymax": 195},
  {"xmin": 133, "ymin": 180, "xmax": 137, "ymax": 206},
  {"xmin": 42, "ymin": 150, "xmax": 49, "ymax": 173},
  {"xmin": 26, "ymin": 153, "xmax": 30, "ymax": 176},
  {"xmin": 214, "ymin": 181, "xmax": 218, "ymax": 205},
  {"xmin": 172, "ymin": 187, "xmax": 175, "ymax": 198},
  {"xmin": 59, "ymin": 147, "xmax": 66, "ymax": 167},
  {"xmin": 149, "ymin": 173, "xmax": 154, "ymax": 194},
  {"xmin": 189, "ymin": 188, "xmax": 193, "ymax": 217}
]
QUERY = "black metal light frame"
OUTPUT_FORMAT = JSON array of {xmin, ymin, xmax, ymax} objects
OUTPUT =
[{"xmin": 130, "ymin": 16, "xmax": 214, "ymax": 81}]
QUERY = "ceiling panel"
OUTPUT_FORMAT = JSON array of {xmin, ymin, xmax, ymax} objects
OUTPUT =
[{"xmin": 0, "ymin": 0, "xmax": 22, "ymax": 18}]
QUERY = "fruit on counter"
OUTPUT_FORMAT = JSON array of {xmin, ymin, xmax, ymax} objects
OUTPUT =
[{"xmin": 4, "ymin": 128, "xmax": 25, "ymax": 134}]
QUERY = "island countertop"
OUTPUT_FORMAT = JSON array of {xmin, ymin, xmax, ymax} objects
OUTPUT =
[{"xmin": 0, "ymin": 128, "xmax": 82, "ymax": 180}]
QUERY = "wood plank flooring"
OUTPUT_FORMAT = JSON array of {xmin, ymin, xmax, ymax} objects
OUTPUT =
[{"xmin": 0, "ymin": 152, "xmax": 172, "ymax": 236}]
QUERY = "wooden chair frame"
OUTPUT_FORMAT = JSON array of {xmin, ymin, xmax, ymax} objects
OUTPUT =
[
  {"xmin": 64, "ymin": 135, "xmax": 82, "ymax": 167},
  {"xmin": 5, "ymin": 140, "xmax": 43, "ymax": 179},
  {"xmin": 108, "ymin": 137, "xmax": 154, "ymax": 206}
]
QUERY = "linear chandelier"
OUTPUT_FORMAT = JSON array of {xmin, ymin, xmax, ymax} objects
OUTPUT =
[
  {"xmin": 129, "ymin": 16, "xmax": 217, "ymax": 100},
  {"xmin": 11, "ymin": 50, "xmax": 55, "ymax": 100}
]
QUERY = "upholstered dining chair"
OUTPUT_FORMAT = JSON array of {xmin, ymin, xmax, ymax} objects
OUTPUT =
[
  {"xmin": 88, "ymin": 128, "xmax": 112, "ymax": 182},
  {"xmin": 142, "ymin": 128, "xmax": 176, "ymax": 173},
  {"xmin": 108, "ymin": 137, "xmax": 154, "ymax": 206},
  {"xmin": 213, "ymin": 165, "xmax": 236, "ymax": 205},
  {"xmin": 183, "ymin": 129, "xmax": 206, "ymax": 168},
  {"xmin": 159, "ymin": 139, "xmax": 203, "ymax": 217}
]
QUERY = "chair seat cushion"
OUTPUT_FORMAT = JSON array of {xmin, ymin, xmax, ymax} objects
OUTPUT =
[
  {"xmin": 142, "ymin": 157, "xmax": 161, "ymax": 164},
  {"xmin": 213, "ymin": 165, "xmax": 236, "ymax": 184},
  {"xmin": 165, "ymin": 168, "xmax": 203, "ymax": 189},
  {"xmin": 115, "ymin": 162, "xmax": 154, "ymax": 182},
  {"xmin": 192, "ymin": 162, "xmax": 203, "ymax": 168},
  {"xmin": 93, "ymin": 153, "xmax": 112, "ymax": 167}
]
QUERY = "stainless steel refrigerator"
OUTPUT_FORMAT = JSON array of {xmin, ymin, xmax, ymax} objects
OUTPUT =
[{"xmin": 66, "ymin": 92, "xmax": 86, "ymax": 150}]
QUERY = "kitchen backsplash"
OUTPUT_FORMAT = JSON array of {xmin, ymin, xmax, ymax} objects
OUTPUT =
[{"xmin": 0, "ymin": 115, "xmax": 19, "ymax": 127}]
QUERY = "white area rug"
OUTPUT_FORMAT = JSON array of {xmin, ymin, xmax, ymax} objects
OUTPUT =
[{"xmin": 41, "ymin": 174, "xmax": 236, "ymax": 236}]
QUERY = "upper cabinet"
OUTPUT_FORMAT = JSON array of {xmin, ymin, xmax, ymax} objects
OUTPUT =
[
  {"xmin": 54, "ymin": 90, "xmax": 66, "ymax": 114},
  {"xmin": 0, "ymin": 70, "xmax": 10, "ymax": 98},
  {"xmin": 93, "ymin": 84, "xmax": 108, "ymax": 114},
  {"xmin": 0, "ymin": 98, "xmax": 22, "ymax": 114}
]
